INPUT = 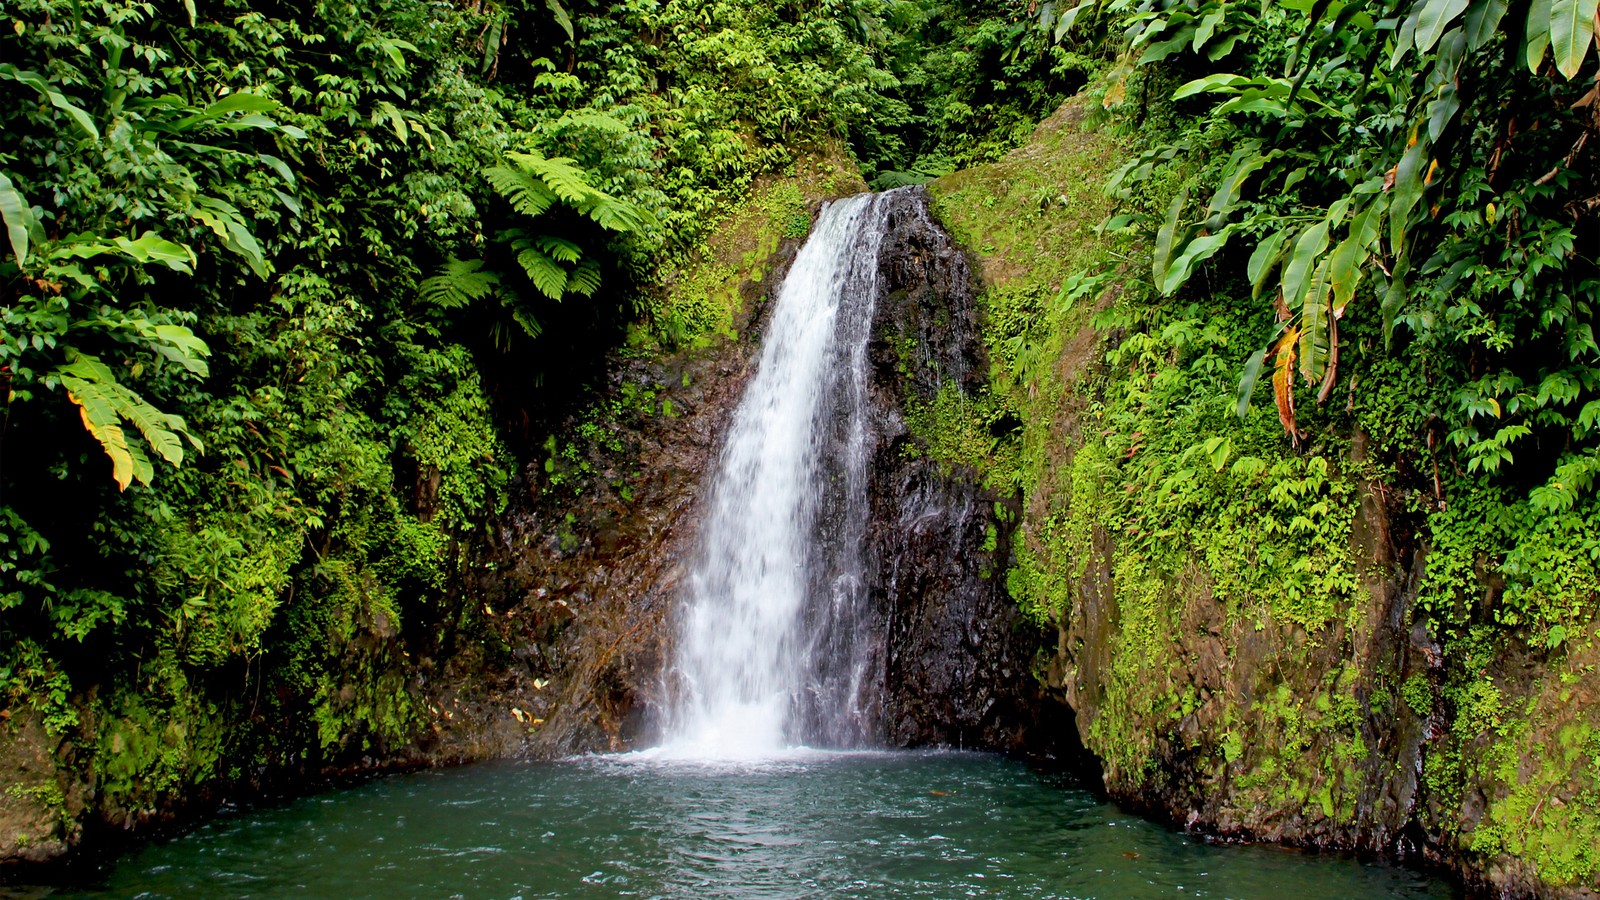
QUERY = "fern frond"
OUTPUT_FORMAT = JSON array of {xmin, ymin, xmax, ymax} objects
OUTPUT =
[
  {"xmin": 549, "ymin": 110, "xmax": 628, "ymax": 135},
  {"xmin": 516, "ymin": 246, "xmax": 568, "ymax": 299},
  {"xmin": 535, "ymin": 235, "xmax": 583, "ymax": 263},
  {"xmin": 567, "ymin": 258, "xmax": 602, "ymax": 297},
  {"xmin": 509, "ymin": 306, "xmax": 543, "ymax": 339},
  {"xmin": 419, "ymin": 257, "xmax": 501, "ymax": 308},
  {"xmin": 513, "ymin": 152, "xmax": 595, "ymax": 206},
  {"xmin": 484, "ymin": 163, "xmax": 557, "ymax": 217},
  {"xmin": 576, "ymin": 194, "xmax": 655, "ymax": 234}
]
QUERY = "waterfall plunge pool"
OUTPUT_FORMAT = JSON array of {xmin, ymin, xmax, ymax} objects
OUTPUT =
[{"xmin": 56, "ymin": 750, "xmax": 1456, "ymax": 899}]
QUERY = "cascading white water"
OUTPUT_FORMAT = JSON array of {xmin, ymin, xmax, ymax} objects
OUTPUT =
[{"xmin": 664, "ymin": 192, "xmax": 892, "ymax": 758}]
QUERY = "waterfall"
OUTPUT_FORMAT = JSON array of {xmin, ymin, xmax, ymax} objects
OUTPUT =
[{"xmin": 664, "ymin": 191, "xmax": 894, "ymax": 757}]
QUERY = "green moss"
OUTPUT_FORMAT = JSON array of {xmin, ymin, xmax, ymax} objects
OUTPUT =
[
  {"xmin": 638, "ymin": 150, "xmax": 864, "ymax": 351},
  {"xmin": 1402, "ymin": 673, "xmax": 1434, "ymax": 717},
  {"xmin": 94, "ymin": 667, "xmax": 230, "ymax": 806},
  {"xmin": 929, "ymin": 89, "xmax": 1374, "ymax": 816}
]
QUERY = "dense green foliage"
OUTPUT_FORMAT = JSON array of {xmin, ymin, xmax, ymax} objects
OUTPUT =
[
  {"xmin": 0, "ymin": 0, "xmax": 1084, "ymax": 834},
  {"xmin": 920, "ymin": 1, "xmax": 1599, "ymax": 888},
  {"xmin": 4, "ymin": 0, "xmax": 1597, "ymax": 887}
]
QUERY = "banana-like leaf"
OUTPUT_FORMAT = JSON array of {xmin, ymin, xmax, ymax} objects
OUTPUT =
[
  {"xmin": 0, "ymin": 64, "xmax": 100, "ymax": 141},
  {"xmin": 1194, "ymin": 5, "xmax": 1227, "ymax": 51},
  {"xmin": 191, "ymin": 199, "xmax": 267, "ymax": 278},
  {"xmin": 136, "ymin": 321, "xmax": 211, "ymax": 378},
  {"xmin": 1415, "ymin": 0, "xmax": 1470, "ymax": 53},
  {"xmin": 1389, "ymin": 137, "xmax": 1429, "ymax": 256},
  {"xmin": 169, "ymin": 92, "xmax": 281, "ymax": 131},
  {"xmin": 1236, "ymin": 344, "xmax": 1269, "ymax": 418},
  {"xmin": 1550, "ymin": 0, "xmax": 1600, "ymax": 77},
  {"xmin": 1527, "ymin": 0, "xmax": 1554, "ymax": 70},
  {"xmin": 1172, "ymin": 73, "xmax": 1254, "ymax": 100},
  {"xmin": 546, "ymin": 0, "xmax": 576, "ymax": 40},
  {"xmin": 1329, "ymin": 199, "xmax": 1384, "ymax": 314},
  {"xmin": 1248, "ymin": 227, "xmax": 1290, "ymax": 299},
  {"xmin": 1152, "ymin": 192, "xmax": 1188, "ymax": 291},
  {"xmin": 1206, "ymin": 146, "xmax": 1273, "ymax": 222},
  {"xmin": 0, "ymin": 172, "xmax": 30, "ymax": 265},
  {"xmin": 1160, "ymin": 226, "xmax": 1234, "ymax": 294},
  {"xmin": 1298, "ymin": 257, "xmax": 1333, "ymax": 385},
  {"xmin": 1273, "ymin": 326, "xmax": 1302, "ymax": 441},
  {"xmin": 1392, "ymin": 4, "xmax": 1422, "ymax": 66},
  {"xmin": 1463, "ymin": 0, "xmax": 1510, "ymax": 48},
  {"xmin": 1280, "ymin": 217, "xmax": 1330, "ymax": 311},
  {"xmin": 118, "ymin": 232, "xmax": 197, "ymax": 273},
  {"xmin": 1381, "ymin": 256, "xmax": 1412, "ymax": 346},
  {"xmin": 374, "ymin": 101, "xmax": 409, "ymax": 143},
  {"xmin": 1054, "ymin": 0, "xmax": 1095, "ymax": 40}
]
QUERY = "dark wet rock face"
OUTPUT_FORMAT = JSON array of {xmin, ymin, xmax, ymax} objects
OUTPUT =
[{"xmin": 860, "ymin": 189, "xmax": 1061, "ymax": 752}]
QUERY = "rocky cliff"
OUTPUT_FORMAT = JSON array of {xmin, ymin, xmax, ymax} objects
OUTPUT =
[{"xmin": 928, "ymin": 94, "xmax": 1600, "ymax": 899}]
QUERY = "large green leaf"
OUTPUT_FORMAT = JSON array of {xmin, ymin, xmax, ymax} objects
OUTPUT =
[
  {"xmin": 1161, "ymin": 227, "xmax": 1234, "ymax": 294},
  {"xmin": 1415, "ymin": 0, "xmax": 1471, "ymax": 53},
  {"xmin": 0, "ymin": 64, "xmax": 99, "ymax": 141},
  {"xmin": 1298, "ymin": 258, "xmax": 1333, "ymax": 384},
  {"xmin": 57, "ymin": 351, "xmax": 200, "ymax": 490},
  {"xmin": 1248, "ymin": 228, "xmax": 1290, "ymax": 298},
  {"xmin": 169, "ymin": 92, "xmax": 282, "ymax": 131},
  {"xmin": 1054, "ymin": 0, "xmax": 1095, "ymax": 39},
  {"xmin": 546, "ymin": 0, "xmax": 576, "ymax": 40},
  {"xmin": 1152, "ymin": 192, "xmax": 1188, "ymax": 292},
  {"xmin": 1381, "ymin": 257, "xmax": 1413, "ymax": 346},
  {"xmin": 1328, "ymin": 199, "xmax": 1384, "ymax": 312},
  {"xmin": 1236, "ymin": 345, "xmax": 1270, "ymax": 418},
  {"xmin": 1527, "ymin": 0, "xmax": 1554, "ymax": 70},
  {"xmin": 191, "ymin": 199, "xmax": 267, "ymax": 278},
  {"xmin": 145, "ymin": 323, "xmax": 211, "ymax": 378},
  {"xmin": 1206, "ymin": 146, "xmax": 1274, "ymax": 223},
  {"xmin": 1550, "ymin": 0, "xmax": 1600, "ymax": 77},
  {"xmin": 1463, "ymin": 0, "xmax": 1510, "ymax": 48},
  {"xmin": 1280, "ymin": 217, "xmax": 1330, "ymax": 309},
  {"xmin": 1389, "ymin": 138, "xmax": 1430, "ymax": 256},
  {"xmin": 1172, "ymin": 73, "xmax": 1254, "ymax": 100},
  {"xmin": 0, "ymin": 172, "xmax": 30, "ymax": 265}
]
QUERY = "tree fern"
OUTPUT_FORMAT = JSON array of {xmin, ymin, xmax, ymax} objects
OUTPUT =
[
  {"xmin": 418, "ymin": 258, "xmax": 501, "ymax": 308},
  {"xmin": 515, "ymin": 245, "xmax": 569, "ymax": 299},
  {"xmin": 483, "ymin": 162, "xmax": 558, "ymax": 218},
  {"xmin": 534, "ymin": 235, "xmax": 582, "ymax": 263},
  {"xmin": 577, "ymin": 194, "xmax": 653, "ymax": 233},
  {"xmin": 508, "ymin": 152, "xmax": 594, "ymax": 206},
  {"xmin": 478, "ymin": 150, "xmax": 655, "ymax": 306},
  {"xmin": 566, "ymin": 258, "xmax": 602, "ymax": 297}
]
